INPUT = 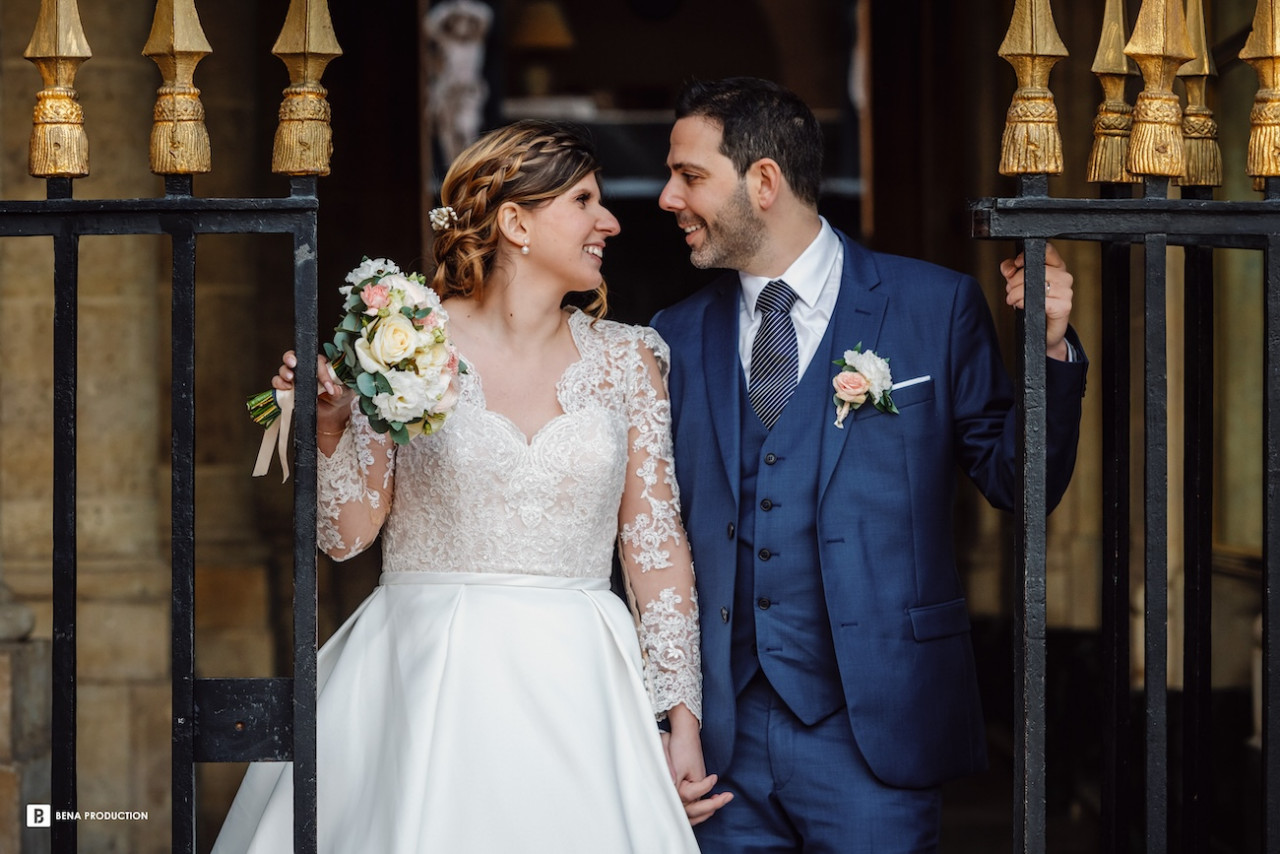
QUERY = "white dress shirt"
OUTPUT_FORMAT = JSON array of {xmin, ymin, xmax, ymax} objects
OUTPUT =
[{"xmin": 738, "ymin": 217, "xmax": 843, "ymax": 384}]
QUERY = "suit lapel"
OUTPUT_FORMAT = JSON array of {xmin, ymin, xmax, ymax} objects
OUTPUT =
[
  {"xmin": 701, "ymin": 276, "xmax": 743, "ymax": 502},
  {"xmin": 818, "ymin": 235, "xmax": 887, "ymax": 500}
]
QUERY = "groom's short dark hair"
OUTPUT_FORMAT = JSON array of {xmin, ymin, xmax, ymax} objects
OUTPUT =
[{"xmin": 674, "ymin": 77, "xmax": 823, "ymax": 207}]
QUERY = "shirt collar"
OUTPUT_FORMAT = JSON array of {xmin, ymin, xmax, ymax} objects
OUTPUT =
[{"xmin": 739, "ymin": 217, "xmax": 840, "ymax": 314}]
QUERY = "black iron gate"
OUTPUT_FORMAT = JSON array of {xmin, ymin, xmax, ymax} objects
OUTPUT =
[
  {"xmin": 0, "ymin": 1, "xmax": 340, "ymax": 851},
  {"xmin": 972, "ymin": 1, "xmax": 1279, "ymax": 852}
]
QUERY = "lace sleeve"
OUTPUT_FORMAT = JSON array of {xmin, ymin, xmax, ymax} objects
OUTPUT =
[
  {"xmin": 316, "ymin": 402, "xmax": 396, "ymax": 561},
  {"xmin": 616, "ymin": 329, "xmax": 702, "ymax": 723}
]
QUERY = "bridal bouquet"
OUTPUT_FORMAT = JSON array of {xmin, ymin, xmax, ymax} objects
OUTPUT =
[{"xmin": 248, "ymin": 257, "xmax": 466, "ymax": 478}]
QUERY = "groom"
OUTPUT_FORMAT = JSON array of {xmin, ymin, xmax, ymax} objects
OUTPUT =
[{"xmin": 651, "ymin": 77, "xmax": 1086, "ymax": 852}]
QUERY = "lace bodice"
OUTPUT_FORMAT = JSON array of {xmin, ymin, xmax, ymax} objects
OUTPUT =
[{"xmin": 315, "ymin": 310, "xmax": 701, "ymax": 721}]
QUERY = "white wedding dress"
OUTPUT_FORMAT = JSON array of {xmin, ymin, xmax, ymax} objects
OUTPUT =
[{"xmin": 213, "ymin": 310, "xmax": 702, "ymax": 854}]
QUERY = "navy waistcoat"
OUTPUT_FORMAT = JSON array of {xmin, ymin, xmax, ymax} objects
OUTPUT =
[{"xmin": 731, "ymin": 354, "xmax": 845, "ymax": 725}]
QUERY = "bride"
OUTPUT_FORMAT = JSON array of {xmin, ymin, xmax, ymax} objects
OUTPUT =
[{"xmin": 212, "ymin": 120, "xmax": 731, "ymax": 853}]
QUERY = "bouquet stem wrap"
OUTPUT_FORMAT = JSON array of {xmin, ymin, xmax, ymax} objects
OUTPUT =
[{"xmin": 250, "ymin": 389, "xmax": 294, "ymax": 481}]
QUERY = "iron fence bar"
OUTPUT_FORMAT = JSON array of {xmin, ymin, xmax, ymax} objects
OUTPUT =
[
  {"xmin": 0, "ymin": 195, "xmax": 318, "ymax": 215},
  {"xmin": 289, "ymin": 175, "xmax": 320, "ymax": 854},
  {"xmin": 48, "ymin": 176, "xmax": 78, "ymax": 854},
  {"xmin": 0, "ymin": 202, "xmax": 317, "ymax": 239},
  {"xmin": 971, "ymin": 196, "xmax": 1280, "ymax": 247},
  {"xmin": 1142, "ymin": 182, "xmax": 1170, "ymax": 853},
  {"xmin": 1264, "ymin": 188, "xmax": 1280, "ymax": 854},
  {"xmin": 1012, "ymin": 174, "xmax": 1049, "ymax": 854},
  {"xmin": 1097, "ymin": 182, "xmax": 1133, "ymax": 854},
  {"xmin": 1179, "ymin": 185, "xmax": 1214, "ymax": 854},
  {"xmin": 169, "ymin": 175, "xmax": 199, "ymax": 854},
  {"xmin": 193, "ymin": 677, "xmax": 296, "ymax": 761}
]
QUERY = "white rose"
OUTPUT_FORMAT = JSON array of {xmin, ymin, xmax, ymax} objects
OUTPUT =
[
  {"xmin": 365, "ymin": 314, "xmax": 419, "ymax": 368},
  {"xmin": 414, "ymin": 341, "xmax": 450, "ymax": 374},
  {"xmin": 354, "ymin": 338, "xmax": 387, "ymax": 373},
  {"xmin": 372, "ymin": 370, "xmax": 431, "ymax": 423},
  {"xmin": 346, "ymin": 257, "xmax": 400, "ymax": 285}
]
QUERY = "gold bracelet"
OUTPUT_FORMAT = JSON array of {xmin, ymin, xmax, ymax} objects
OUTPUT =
[{"xmin": 317, "ymin": 427, "xmax": 347, "ymax": 436}]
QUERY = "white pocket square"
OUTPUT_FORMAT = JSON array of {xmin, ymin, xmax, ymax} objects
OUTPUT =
[{"xmin": 891, "ymin": 375, "xmax": 931, "ymax": 391}]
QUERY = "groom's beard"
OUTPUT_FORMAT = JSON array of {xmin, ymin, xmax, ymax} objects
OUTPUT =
[{"xmin": 690, "ymin": 182, "xmax": 765, "ymax": 271}]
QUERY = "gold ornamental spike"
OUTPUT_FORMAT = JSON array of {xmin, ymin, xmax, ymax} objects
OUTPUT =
[
  {"xmin": 1124, "ymin": 0, "xmax": 1194, "ymax": 178},
  {"xmin": 1087, "ymin": 0, "xmax": 1139, "ymax": 183},
  {"xmin": 998, "ymin": 0, "xmax": 1069, "ymax": 176},
  {"xmin": 144, "ymin": 0, "xmax": 213, "ymax": 175},
  {"xmin": 271, "ymin": 0, "xmax": 343, "ymax": 176},
  {"xmin": 1177, "ymin": 0, "xmax": 1221, "ymax": 187},
  {"xmin": 23, "ymin": 0, "xmax": 92, "ymax": 178},
  {"xmin": 1241, "ymin": 0, "xmax": 1280, "ymax": 186}
]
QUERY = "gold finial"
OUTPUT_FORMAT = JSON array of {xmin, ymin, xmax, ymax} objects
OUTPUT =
[
  {"xmin": 144, "ymin": 0, "xmax": 213, "ymax": 175},
  {"xmin": 1241, "ymin": 0, "xmax": 1280, "ymax": 187},
  {"xmin": 24, "ymin": 0, "xmax": 92, "ymax": 178},
  {"xmin": 271, "ymin": 0, "xmax": 343, "ymax": 176},
  {"xmin": 1087, "ymin": 0, "xmax": 1139, "ymax": 183},
  {"xmin": 997, "ymin": 0, "xmax": 1069, "ymax": 176},
  {"xmin": 1177, "ymin": 0, "xmax": 1220, "ymax": 187},
  {"xmin": 1124, "ymin": 0, "xmax": 1194, "ymax": 178}
]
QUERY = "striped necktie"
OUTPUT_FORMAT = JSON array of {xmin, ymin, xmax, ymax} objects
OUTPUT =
[{"xmin": 748, "ymin": 279, "xmax": 800, "ymax": 429}]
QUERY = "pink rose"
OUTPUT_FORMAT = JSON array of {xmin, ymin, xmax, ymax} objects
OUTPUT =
[
  {"xmin": 361, "ymin": 283, "xmax": 391, "ymax": 315},
  {"xmin": 833, "ymin": 371, "xmax": 870, "ymax": 405}
]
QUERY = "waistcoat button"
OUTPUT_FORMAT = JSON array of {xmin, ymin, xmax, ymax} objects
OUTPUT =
[
  {"xmin": 758, "ymin": 549, "xmax": 771, "ymax": 561},
  {"xmin": 764, "ymin": 453, "xmax": 778, "ymax": 465},
  {"xmin": 720, "ymin": 607, "xmax": 730, "ymax": 623},
  {"xmin": 757, "ymin": 598, "xmax": 771, "ymax": 610},
  {"xmin": 727, "ymin": 523, "xmax": 735, "ymax": 539},
  {"xmin": 760, "ymin": 499, "xmax": 773, "ymax": 511}
]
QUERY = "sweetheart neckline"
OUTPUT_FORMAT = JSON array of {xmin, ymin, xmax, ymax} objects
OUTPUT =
[
  {"xmin": 455, "ymin": 310, "xmax": 590, "ymax": 447},
  {"xmin": 472, "ymin": 405, "xmax": 588, "ymax": 448}
]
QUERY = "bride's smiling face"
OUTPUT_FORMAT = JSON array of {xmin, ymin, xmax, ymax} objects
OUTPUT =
[{"xmin": 522, "ymin": 174, "xmax": 620, "ymax": 293}]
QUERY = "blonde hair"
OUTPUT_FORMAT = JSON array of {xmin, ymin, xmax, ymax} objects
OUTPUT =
[{"xmin": 431, "ymin": 120, "xmax": 608, "ymax": 318}]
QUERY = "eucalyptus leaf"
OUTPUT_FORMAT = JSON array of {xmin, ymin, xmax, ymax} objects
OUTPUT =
[{"xmin": 356, "ymin": 372, "xmax": 377, "ymax": 397}]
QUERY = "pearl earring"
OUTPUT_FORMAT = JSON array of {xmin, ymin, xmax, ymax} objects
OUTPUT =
[{"xmin": 521, "ymin": 239, "xmax": 530, "ymax": 256}]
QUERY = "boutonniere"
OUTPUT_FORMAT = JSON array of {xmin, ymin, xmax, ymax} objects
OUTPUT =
[{"xmin": 832, "ymin": 343, "xmax": 898, "ymax": 428}]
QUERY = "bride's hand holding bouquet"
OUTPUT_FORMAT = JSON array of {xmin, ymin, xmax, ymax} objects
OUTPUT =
[
  {"xmin": 249, "ymin": 257, "xmax": 466, "ymax": 480},
  {"xmin": 272, "ymin": 349, "xmax": 353, "ymax": 436}
]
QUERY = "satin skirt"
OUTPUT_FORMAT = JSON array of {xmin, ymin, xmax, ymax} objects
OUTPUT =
[{"xmin": 211, "ymin": 571, "xmax": 700, "ymax": 854}]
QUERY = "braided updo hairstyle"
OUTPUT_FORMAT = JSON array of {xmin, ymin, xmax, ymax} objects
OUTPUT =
[{"xmin": 431, "ymin": 120, "xmax": 608, "ymax": 318}]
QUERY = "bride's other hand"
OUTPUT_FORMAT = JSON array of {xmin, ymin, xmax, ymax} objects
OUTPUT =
[
  {"xmin": 662, "ymin": 705, "xmax": 733, "ymax": 826},
  {"xmin": 676, "ymin": 773, "xmax": 733, "ymax": 826},
  {"xmin": 273, "ymin": 350, "xmax": 353, "ymax": 431}
]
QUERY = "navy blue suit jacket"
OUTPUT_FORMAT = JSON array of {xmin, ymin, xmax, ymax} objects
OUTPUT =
[{"xmin": 651, "ymin": 231, "xmax": 1086, "ymax": 789}]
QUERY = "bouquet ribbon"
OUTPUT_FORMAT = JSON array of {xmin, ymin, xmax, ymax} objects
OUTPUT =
[{"xmin": 252, "ymin": 389, "xmax": 293, "ymax": 482}]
